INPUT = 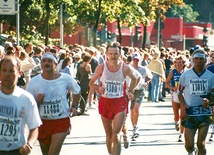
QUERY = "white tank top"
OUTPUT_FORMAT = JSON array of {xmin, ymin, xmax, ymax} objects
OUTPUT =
[{"xmin": 100, "ymin": 61, "xmax": 126, "ymax": 98}]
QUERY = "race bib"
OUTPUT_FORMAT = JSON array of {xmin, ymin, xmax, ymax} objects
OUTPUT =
[
  {"xmin": 0, "ymin": 116, "xmax": 21, "ymax": 143},
  {"xmin": 186, "ymin": 105, "xmax": 212, "ymax": 116},
  {"xmin": 104, "ymin": 80, "xmax": 123, "ymax": 98},
  {"xmin": 175, "ymin": 81, "xmax": 179, "ymax": 87},
  {"xmin": 189, "ymin": 79, "xmax": 208, "ymax": 96},
  {"xmin": 40, "ymin": 99, "xmax": 63, "ymax": 118}
]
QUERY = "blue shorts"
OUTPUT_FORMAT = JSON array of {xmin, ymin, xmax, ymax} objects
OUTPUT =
[
  {"xmin": 182, "ymin": 115, "xmax": 212, "ymax": 129},
  {"xmin": 130, "ymin": 89, "xmax": 145, "ymax": 109}
]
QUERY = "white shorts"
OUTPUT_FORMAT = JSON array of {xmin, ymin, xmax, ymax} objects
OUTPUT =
[{"xmin": 172, "ymin": 91, "xmax": 180, "ymax": 103}]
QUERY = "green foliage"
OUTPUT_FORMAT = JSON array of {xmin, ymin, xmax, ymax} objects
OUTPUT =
[
  {"xmin": 166, "ymin": 4, "xmax": 199, "ymax": 22},
  {"xmin": 0, "ymin": 0, "xmax": 186, "ymax": 46}
]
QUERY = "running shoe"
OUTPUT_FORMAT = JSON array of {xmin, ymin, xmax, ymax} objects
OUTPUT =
[
  {"xmin": 132, "ymin": 126, "xmax": 139, "ymax": 139},
  {"xmin": 178, "ymin": 134, "xmax": 183, "ymax": 142},
  {"xmin": 209, "ymin": 132, "xmax": 213, "ymax": 142},
  {"xmin": 175, "ymin": 122, "xmax": 179, "ymax": 131},
  {"xmin": 132, "ymin": 126, "xmax": 138, "ymax": 134},
  {"xmin": 123, "ymin": 135, "xmax": 129, "ymax": 149},
  {"xmin": 188, "ymin": 147, "xmax": 198, "ymax": 155}
]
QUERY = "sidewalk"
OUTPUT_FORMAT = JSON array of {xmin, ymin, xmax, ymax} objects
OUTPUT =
[{"xmin": 30, "ymin": 94, "xmax": 214, "ymax": 155}]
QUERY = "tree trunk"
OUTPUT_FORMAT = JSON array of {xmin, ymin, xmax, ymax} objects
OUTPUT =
[
  {"xmin": 44, "ymin": 0, "xmax": 50, "ymax": 45},
  {"xmin": 142, "ymin": 25, "xmax": 147, "ymax": 49},
  {"xmin": 92, "ymin": 0, "xmax": 101, "ymax": 46},
  {"xmin": 117, "ymin": 18, "xmax": 122, "ymax": 44}
]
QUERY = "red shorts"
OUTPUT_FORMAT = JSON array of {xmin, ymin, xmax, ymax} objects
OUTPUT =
[
  {"xmin": 98, "ymin": 96, "xmax": 128, "ymax": 120},
  {"xmin": 38, "ymin": 117, "xmax": 70, "ymax": 144}
]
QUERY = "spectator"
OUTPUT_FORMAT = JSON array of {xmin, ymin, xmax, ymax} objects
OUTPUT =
[
  {"xmin": 59, "ymin": 57, "xmax": 72, "ymax": 75},
  {"xmin": 31, "ymin": 46, "xmax": 43, "ymax": 78},
  {"xmin": 76, "ymin": 53, "xmax": 92, "ymax": 113},
  {"xmin": 19, "ymin": 51, "xmax": 36, "ymax": 88},
  {"xmin": 148, "ymin": 49, "xmax": 166, "ymax": 102}
]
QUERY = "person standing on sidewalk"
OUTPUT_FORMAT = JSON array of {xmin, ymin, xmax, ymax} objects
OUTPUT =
[
  {"xmin": 89, "ymin": 42, "xmax": 137, "ymax": 155},
  {"xmin": 0, "ymin": 56, "xmax": 42, "ymax": 154},
  {"xmin": 166, "ymin": 55, "xmax": 186, "ymax": 142},
  {"xmin": 26, "ymin": 52, "xmax": 81, "ymax": 155},
  {"xmin": 178, "ymin": 49, "xmax": 214, "ymax": 155}
]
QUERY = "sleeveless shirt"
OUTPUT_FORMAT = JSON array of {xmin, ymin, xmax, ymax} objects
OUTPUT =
[
  {"xmin": 171, "ymin": 69, "xmax": 182, "ymax": 87},
  {"xmin": 100, "ymin": 61, "xmax": 126, "ymax": 98}
]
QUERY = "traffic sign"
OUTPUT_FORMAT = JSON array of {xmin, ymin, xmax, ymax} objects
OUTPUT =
[
  {"xmin": 171, "ymin": 35, "xmax": 184, "ymax": 40},
  {"xmin": 0, "ymin": 0, "xmax": 15, "ymax": 15}
]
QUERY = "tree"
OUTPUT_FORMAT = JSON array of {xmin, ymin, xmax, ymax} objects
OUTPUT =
[
  {"xmin": 166, "ymin": 4, "xmax": 199, "ymax": 22},
  {"xmin": 138, "ymin": 0, "xmax": 184, "ymax": 48}
]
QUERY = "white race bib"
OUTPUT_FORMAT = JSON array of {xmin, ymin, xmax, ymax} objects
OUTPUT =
[
  {"xmin": 189, "ymin": 79, "xmax": 208, "ymax": 96},
  {"xmin": 0, "ymin": 116, "xmax": 21, "ymax": 143},
  {"xmin": 40, "ymin": 98, "xmax": 63, "ymax": 118},
  {"xmin": 104, "ymin": 80, "xmax": 123, "ymax": 98}
]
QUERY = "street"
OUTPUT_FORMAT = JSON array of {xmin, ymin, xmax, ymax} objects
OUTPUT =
[{"xmin": 30, "ymin": 94, "xmax": 214, "ymax": 155}]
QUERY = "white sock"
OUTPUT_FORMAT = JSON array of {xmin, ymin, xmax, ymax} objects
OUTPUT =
[{"xmin": 211, "ymin": 125, "xmax": 214, "ymax": 133}]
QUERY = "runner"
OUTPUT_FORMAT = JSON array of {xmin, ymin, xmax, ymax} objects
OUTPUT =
[
  {"xmin": 26, "ymin": 52, "xmax": 81, "ymax": 155},
  {"xmin": 89, "ymin": 42, "xmax": 137, "ymax": 155},
  {"xmin": 178, "ymin": 49, "xmax": 214, "ymax": 155},
  {"xmin": 0, "ymin": 56, "xmax": 42, "ymax": 154},
  {"xmin": 165, "ymin": 55, "xmax": 186, "ymax": 142},
  {"xmin": 130, "ymin": 51, "xmax": 152, "ymax": 141}
]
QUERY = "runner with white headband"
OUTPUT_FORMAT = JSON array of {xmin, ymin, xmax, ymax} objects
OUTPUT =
[{"xmin": 178, "ymin": 48, "xmax": 214, "ymax": 155}]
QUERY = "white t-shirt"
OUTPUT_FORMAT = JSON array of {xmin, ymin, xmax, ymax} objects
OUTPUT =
[
  {"xmin": 0, "ymin": 86, "xmax": 42, "ymax": 151},
  {"xmin": 26, "ymin": 73, "xmax": 81, "ymax": 120},
  {"xmin": 134, "ymin": 66, "xmax": 152, "ymax": 90},
  {"xmin": 178, "ymin": 68, "xmax": 214, "ymax": 116}
]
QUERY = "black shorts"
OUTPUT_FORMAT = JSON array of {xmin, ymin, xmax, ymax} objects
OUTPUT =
[
  {"xmin": 0, "ymin": 149, "xmax": 20, "ymax": 155},
  {"xmin": 182, "ymin": 115, "xmax": 212, "ymax": 129}
]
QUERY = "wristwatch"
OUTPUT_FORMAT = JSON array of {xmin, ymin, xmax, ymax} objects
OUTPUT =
[
  {"xmin": 128, "ymin": 90, "xmax": 134, "ymax": 94},
  {"xmin": 27, "ymin": 143, "xmax": 33, "ymax": 149},
  {"xmin": 72, "ymin": 105, "xmax": 78, "ymax": 110}
]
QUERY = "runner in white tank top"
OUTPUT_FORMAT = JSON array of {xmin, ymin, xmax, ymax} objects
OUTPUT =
[
  {"xmin": 100, "ymin": 61, "xmax": 125, "ymax": 98},
  {"xmin": 89, "ymin": 42, "xmax": 137, "ymax": 155}
]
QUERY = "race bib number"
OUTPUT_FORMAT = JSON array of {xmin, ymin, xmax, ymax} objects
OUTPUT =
[
  {"xmin": 40, "ymin": 99, "xmax": 63, "ymax": 118},
  {"xmin": 189, "ymin": 79, "xmax": 208, "ymax": 96},
  {"xmin": 104, "ymin": 80, "xmax": 123, "ymax": 98},
  {"xmin": 0, "ymin": 116, "xmax": 21, "ymax": 143},
  {"xmin": 186, "ymin": 105, "xmax": 212, "ymax": 116}
]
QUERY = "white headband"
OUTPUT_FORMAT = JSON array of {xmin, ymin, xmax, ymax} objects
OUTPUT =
[
  {"xmin": 41, "ymin": 52, "xmax": 57, "ymax": 63},
  {"xmin": 192, "ymin": 53, "xmax": 206, "ymax": 59}
]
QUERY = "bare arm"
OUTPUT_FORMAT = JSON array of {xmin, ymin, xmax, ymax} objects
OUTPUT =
[
  {"xmin": 89, "ymin": 64, "xmax": 103, "ymax": 93},
  {"xmin": 165, "ymin": 71, "xmax": 175, "ymax": 91},
  {"xmin": 19, "ymin": 128, "xmax": 39, "ymax": 154},
  {"xmin": 125, "ymin": 65, "xmax": 137, "ymax": 100},
  {"xmin": 178, "ymin": 90, "xmax": 187, "ymax": 117}
]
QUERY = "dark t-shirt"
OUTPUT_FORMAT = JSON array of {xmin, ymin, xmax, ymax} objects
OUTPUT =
[
  {"xmin": 90, "ymin": 58, "xmax": 98, "ymax": 73},
  {"xmin": 164, "ymin": 59, "xmax": 173, "ymax": 70}
]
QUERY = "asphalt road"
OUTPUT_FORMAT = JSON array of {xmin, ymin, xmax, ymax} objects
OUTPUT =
[{"xmin": 30, "ymin": 94, "xmax": 214, "ymax": 155}]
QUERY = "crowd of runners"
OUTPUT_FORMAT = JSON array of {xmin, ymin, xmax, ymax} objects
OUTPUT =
[{"xmin": 0, "ymin": 36, "xmax": 214, "ymax": 155}]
